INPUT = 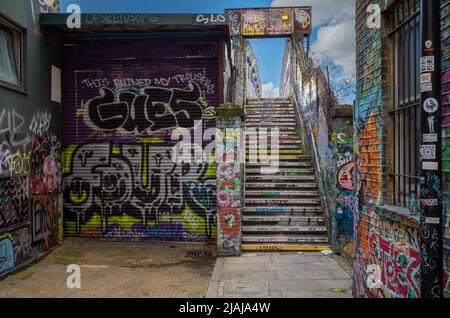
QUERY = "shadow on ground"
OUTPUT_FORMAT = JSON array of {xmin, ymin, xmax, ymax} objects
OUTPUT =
[{"xmin": 0, "ymin": 238, "xmax": 216, "ymax": 298}]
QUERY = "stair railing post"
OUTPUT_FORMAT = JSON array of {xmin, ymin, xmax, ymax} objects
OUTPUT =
[{"xmin": 216, "ymin": 103, "xmax": 246, "ymax": 257}]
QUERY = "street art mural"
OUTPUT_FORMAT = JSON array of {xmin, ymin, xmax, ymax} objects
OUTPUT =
[
  {"xmin": 333, "ymin": 129, "xmax": 355, "ymax": 249},
  {"xmin": 241, "ymin": 9, "xmax": 267, "ymax": 37},
  {"xmin": 352, "ymin": 0, "xmax": 443, "ymax": 298},
  {"xmin": 216, "ymin": 120, "xmax": 242, "ymax": 255},
  {"xmin": 63, "ymin": 40, "xmax": 220, "ymax": 241},
  {"xmin": 293, "ymin": 8, "xmax": 312, "ymax": 34},
  {"xmin": 229, "ymin": 7, "xmax": 311, "ymax": 37},
  {"xmin": 365, "ymin": 210, "xmax": 421, "ymax": 298},
  {"xmin": 63, "ymin": 143, "xmax": 216, "ymax": 240},
  {"xmin": 267, "ymin": 8, "xmax": 293, "ymax": 35},
  {"xmin": 0, "ymin": 106, "xmax": 63, "ymax": 277},
  {"xmin": 354, "ymin": 0, "xmax": 385, "ymax": 298}
]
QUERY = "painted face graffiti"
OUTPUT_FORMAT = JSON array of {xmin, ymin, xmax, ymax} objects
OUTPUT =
[{"xmin": 338, "ymin": 162, "xmax": 355, "ymax": 191}]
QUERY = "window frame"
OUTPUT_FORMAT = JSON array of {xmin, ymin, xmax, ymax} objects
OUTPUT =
[
  {"xmin": 0, "ymin": 12, "xmax": 26, "ymax": 93},
  {"xmin": 387, "ymin": 0, "xmax": 421, "ymax": 208}
]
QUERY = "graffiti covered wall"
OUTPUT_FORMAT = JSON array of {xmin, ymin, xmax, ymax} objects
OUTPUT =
[
  {"xmin": 63, "ymin": 40, "xmax": 221, "ymax": 241},
  {"xmin": 0, "ymin": 1, "xmax": 63, "ymax": 277},
  {"xmin": 353, "ymin": 0, "xmax": 450, "ymax": 298},
  {"xmin": 354, "ymin": 0, "xmax": 403, "ymax": 298},
  {"xmin": 331, "ymin": 110, "xmax": 355, "ymax": 250}
]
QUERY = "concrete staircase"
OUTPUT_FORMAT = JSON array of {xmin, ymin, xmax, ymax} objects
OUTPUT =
[{"xmin": 242, "ymin": 98, "xmax": 330, "ymax": 252}]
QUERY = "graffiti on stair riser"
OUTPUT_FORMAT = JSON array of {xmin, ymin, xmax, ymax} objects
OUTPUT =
[{"xmin": 64, "ymin": 143, "xmax": 216, "ymax": 240}]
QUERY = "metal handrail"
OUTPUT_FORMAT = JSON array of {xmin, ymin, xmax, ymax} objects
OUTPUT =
[{"xmin": 293, "ymin": 93, "xmax": 332, "ymax": 242}]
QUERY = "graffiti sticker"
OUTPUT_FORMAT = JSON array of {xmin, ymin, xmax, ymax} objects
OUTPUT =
[
  {"xmin": 420, "ymin": 56, "xmax": 435, "ymax": 73},
  {"xmin": 422, "ymin": 161, "xmax": 439, "ymax": 171},
  {"xmin": 423, "ymin": 98, "xmax": 439, "ymax": 113},
  {"xmin": 420, "ymin": 145, "xmax": 436, "ymax": 160},
  {"xmin": 423, "ymin": 134, "xmax": 438, "ymax": 143}
]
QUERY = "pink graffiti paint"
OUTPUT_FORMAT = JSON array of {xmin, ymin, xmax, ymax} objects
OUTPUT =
[{"xmin": 369, "ymin": 231, "xmax": 420, "ymax": 298}]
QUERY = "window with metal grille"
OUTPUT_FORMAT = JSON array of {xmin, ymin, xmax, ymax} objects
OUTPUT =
[{"xmin": 389, "ymin": 0, "xmax": 421, "ymax": 208}]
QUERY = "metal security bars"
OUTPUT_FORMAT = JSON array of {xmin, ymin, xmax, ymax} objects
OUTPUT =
[{"xmin": 389, "ymin": 0, "xmax": 421, "ymax": 208}]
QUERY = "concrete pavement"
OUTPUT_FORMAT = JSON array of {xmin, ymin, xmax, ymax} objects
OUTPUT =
[{"xmin": 207, "ymin": 252, "xmax": 353, "ymax": 298}]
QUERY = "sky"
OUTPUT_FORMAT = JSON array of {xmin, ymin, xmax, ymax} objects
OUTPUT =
[{"xmin": 60, "ymin": 0, "xmax": 356, "ymax": 101}]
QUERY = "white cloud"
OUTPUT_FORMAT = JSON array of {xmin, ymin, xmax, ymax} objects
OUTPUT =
[
  {"xmin": 312, "ymin": 21, "xmax": 356, "ymax": 77},
  {"xmin": 271, "ymin": 0, "xmax": 355, "ymax": 27},
  {"xmin": 271, "ymin": 0, "xmax": 356, "ymax": 79},
  {"xmin": 262, "ymin": 82, "xmax": 280, "ymax": 98}
]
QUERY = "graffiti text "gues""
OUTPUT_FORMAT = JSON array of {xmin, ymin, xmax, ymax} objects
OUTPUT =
[{"xmin": 85, "ymin": 81, "xmax": 208, "ymax": 135}]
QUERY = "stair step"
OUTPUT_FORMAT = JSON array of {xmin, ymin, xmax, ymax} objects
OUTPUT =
[
  {"xmin": 247, "ymin": 144, "xmax": 302, "ymax": 148},
  {"xmin": 246, "ymin": 171, "xmax": 314, "ymax": 177},
  {"xmin": 246, "ymin": 176, "xmax": 315, "ymax": 182},
  {"xmin": 246, "ymin": 162, "xmax": 311, "ymax": 168},
  {"xmin": 243, "ymin": 215, "xmax": 324, "ymax": 223},
  {"xmin": 242, "ymin": 235, "xmax": 329, "ymax": 243},
  {"xmin": 246, "ymin": 156, "xmax": 309, "ymax": 162},
  {"xmin": 245, "ymin": 182, "xmax": 317, "ymax": 190},
  {"xmin": 241, "ymin": 243, "xmax": 331, "ymax": 252},
  {"xmin": 246, "ymin": 125, "xmax": 296, "ymax": 129},
  {"xmin": 245, "ymin": 150, "xmax": 305, "ymax": 155},
  {"xmin": 244, "ymin": 206, "xmax": 323, "ymax": 214},
  {"xmin": 245, "ymin": 190, "xmax": 320, "ymax": 197},
  {"xmin": 247, "ymin": 119, "xmax": 296, "ymax": 124},
  {"xmin": 247, "ymin": 115, "xmax": 295, "ymax": 119},
  {"xmin": 246, "ymin": 110, "xmax": 296, "ymax": 113},
  {"xmin": 242, "ymin": 225, "xmax": 327, "ymax": 233},
  {"xmin": 247, "ymin": 105, "xmax": 293, "ymax": 109},
  {"xmin": 245, "ymin": 198, "xmax": 321, "ymax": 205},
  {"xmin": 246, "ymin": 101, "xmax": 291, "ymax": 105},
  {"xmin": 247, "ymin": 112, "xmax": 295, "ymax": 116},
  {"xmin": 245, "ymin": 168, "xmax": 313, "ymax": 175}
]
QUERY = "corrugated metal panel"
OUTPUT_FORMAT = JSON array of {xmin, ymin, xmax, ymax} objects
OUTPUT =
[{"xmin": 62, "ymin": 39, "xmax": 220, "ymax": 242}]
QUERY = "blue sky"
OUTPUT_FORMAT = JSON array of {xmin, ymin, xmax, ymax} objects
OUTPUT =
[{"xmin": 60, "ymin": 0, "xmax": 355, "ymax": 101}]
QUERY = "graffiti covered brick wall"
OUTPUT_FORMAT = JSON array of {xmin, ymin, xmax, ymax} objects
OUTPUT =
[
  {"xmin": 354, "ymin": 0, "xmax": 450, "ymax": 298},
  {"xmin": 63, "ymin": 40, "xmax": 220, "ymax": 242},
  {"xmin": 0, "ymin": 0, "xmax": 63, "ymax": 278},
  {"xmin": 354, "ymin": 0, "xmax": 407, "ymax": 297},
  {"xmin": 0, "ymin": 98, "xmax": 63, "ymax": 278}
]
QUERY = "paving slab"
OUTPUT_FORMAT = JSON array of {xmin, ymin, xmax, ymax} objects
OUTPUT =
[{"xmin": 207, "ymin": 252, "xmax": 354, "ymax": 298}]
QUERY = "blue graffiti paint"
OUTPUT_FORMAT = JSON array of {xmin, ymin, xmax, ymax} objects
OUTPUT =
[
  {"xmin": 0, "ymin": 238, "xmax": 15, "ymax": 275},
  {"xmin": 256, "ymin": 208, "xmax": 283, "ymax": 214}
]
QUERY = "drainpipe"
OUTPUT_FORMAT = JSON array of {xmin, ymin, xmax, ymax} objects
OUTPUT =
[{"xmin": 419, "ymin": 0, "xmax": 443, "ymax": 298}]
